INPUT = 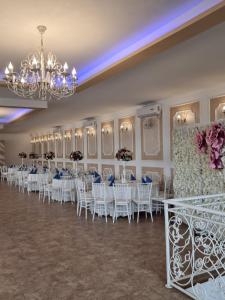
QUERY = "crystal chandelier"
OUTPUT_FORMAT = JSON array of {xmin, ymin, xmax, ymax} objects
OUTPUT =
[{"xmin": 4, "ymin": 25, "xmax": 78, "ymax": 101}]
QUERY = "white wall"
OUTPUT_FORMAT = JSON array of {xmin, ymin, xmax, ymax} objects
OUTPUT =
[
  {"xmin": 0, "ymin": 133, "xmax": 32, "ymax": 165},
  {"xmin": 0, "ymin": 91, "xmax": 219, "ymax": 177}
]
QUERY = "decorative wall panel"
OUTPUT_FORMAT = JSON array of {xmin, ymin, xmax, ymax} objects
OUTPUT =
[
  {"xmin": 31, "ymin": 143, "xmax": 35, "ymax": 153},
  {"xmin": 141, "ymin": 113, "xmax": 163, "ymax": 160},
  {"xmin": 36, "ymin": 142, "xmax": 42, "ymax": 156},
  {"xmin": 210, "ymin": 96, "xmax": 225, "ymax": 121},
  {"xmin": 56, "ymin": 138, "xmax": 63, "ymax": 158},
  {"xmin": 142, "ymin": 167, "xmax": 163, "ymax": 184},
  {"xmin": 0, "ymin": 141, "xmax": 5, "ymax": 166},
  {"xmin": 48, "ymin": 140, "xmax": 55, "ymax": 152},
  {"xmin": 102, "ymin": 164, "xmax": 115, "ymax": 179},
  {"xmin": 77, "ymin": 163, "xmax": 84, "ymax": 172},
  {"xmin": 65, "ymin": 130, "xmax": 73, "ymax": 158},
  {"xmin": 75, "ymin": 128, "xmax": 84, "ymax": 153},
  {"xmin": 101, "ymin": 121, "xmax": 114, "ymax": 159},
  {"xmin": 119, "ymin": 165, "xmax": 136, "ymax": 177},
  {"xmin": 87, "ymin": 127, "xmax": 97, "ymax": 159},
  {"xmin": 119, "ymin": 116, "xmax": 135, "ymax": 158},
  {"xmin": 65, "ymin": 162, "xmax": 73, "ymax": 169},
  {"xmin": 87, "ymin": 163, "xmax": 98, "ymax": 172},
  {"xmin": 57, "ymin": 162, "xmax": 63, "ymax": 169},
  {"xmin": 50, "ymin": 161, "xmax": 55, "ymax": 169},
  {"xmin": 42, "ymin": 141, "xmax": 48, "ymax": 154}
]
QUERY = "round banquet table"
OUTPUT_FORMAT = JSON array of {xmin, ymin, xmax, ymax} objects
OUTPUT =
[
  {"xmin": 51, "ymin": 179, "xmax": 75, "ymax": 202},
  {"xmin": 92, "ymin": 181, "xmax": 159, "ymax": 217}
]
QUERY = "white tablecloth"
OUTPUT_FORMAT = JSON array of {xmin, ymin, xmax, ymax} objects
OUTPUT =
[{"xmin": 93, "ymin": 182, "xmax": 159, "ymax": 217}]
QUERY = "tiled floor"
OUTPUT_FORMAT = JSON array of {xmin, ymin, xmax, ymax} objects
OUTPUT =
[{"xmin": 0, "ymin": 182, "xmax": 188, "ymax": 300}]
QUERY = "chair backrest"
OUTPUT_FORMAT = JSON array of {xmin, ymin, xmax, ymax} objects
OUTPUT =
[
  {"xmin": 28, "ymin": 174, "xmax": 38, "ymax": 182},
  {"xmin": 102, "ymin": 168, "xmax": 113, "ymax": 181},
  {"xmin": 120, "ymin": 169, "xmax": 134, "ymax": 181},
  {"xmin": 113, "ymin": 184, "xmax": 131, "ymax": 203},
  {"xmin": 76, "ymin": 179, "xmax": 86, "ymax": 197},
  {"xmin": 92, "ymin": 183, "xmax": 105, "ymax": 202},
  {"xmin": 137, "ymin": 183, "xmax": 152, "ymax": 202}
]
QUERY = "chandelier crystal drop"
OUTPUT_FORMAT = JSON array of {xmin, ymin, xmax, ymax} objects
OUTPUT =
[{"xmin": 4, "ymin": 25, "xmax": 78, "ymax": 101}]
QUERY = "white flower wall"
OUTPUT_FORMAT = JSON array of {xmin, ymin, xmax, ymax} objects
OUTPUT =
[{"xmin": 173, "ymin": 122, "xmax": 225, "ymax": 197}]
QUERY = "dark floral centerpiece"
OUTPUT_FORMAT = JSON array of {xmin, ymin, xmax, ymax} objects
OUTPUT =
[
  {"xmin": 70, "ymin": 151, "xmax": 83, "ymax": 161},
  {"xmin": 18, "ymin": 152, "xmax": 27, "ymax": 159},
  {"xmin": 194, "ymin": 123, "xmax": 225, "ymax": 169},
  {"xmin": 18, "ymin": 152, "xmax": 27, "ymax": 165},
  {"xmin": 116, "ymin": 148, "xmax": 133, "ymax": 183},
  {"xmin": 44, "ymin": 151, "xmax": 55, "ymax": 160},
  {"xmin": 116, "ymin": 148, "xmax": 133, "ymax": 161},
  {"xmin": 70, "ymin": 151, "xmax": 83, "ymax": 175},
  {"xmin": 44, "ymin": 151, "xmax": 55, "ymax": 171}
]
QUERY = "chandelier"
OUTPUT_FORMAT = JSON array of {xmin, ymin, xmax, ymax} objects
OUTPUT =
[{"xmin": 4, "ymin": 25, "xmax": 78, "ymax": 101}]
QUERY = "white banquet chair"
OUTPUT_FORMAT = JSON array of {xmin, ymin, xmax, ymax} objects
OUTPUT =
[
  {"xmin": 152, "ymin": 176, "xmax": 173, "ymax": 213},
  {"xmin": 38, "ymin": 174, "xmax": 49, "ymax": 201},
  {"xmin": 134, "ymin": 183, "xmax": 153, "ymax": 223},
  {"xmin": 27, "ymin": 174, "xmax": 38, "ymax": 194},
  {"xmin": 61, "ymin": 180, "xmax": 75, "ymax": 203},
  {"xmin": 92, "ymin": 182, "xmax": 112, "ymax": 223},
  {"xmin": 0, "ymin": 166, "xmax": 8, "ymax": 181},
  {"xmin": 51, "ymin": 179, "xmax": 62, "ymax": 203},
  {"xmin": 113, "ymin": 183, "xmax": 132, "ymax": 223},
  {"xmin": 76, "ymin": 180, "xmax": 93, "ymax": 219}
]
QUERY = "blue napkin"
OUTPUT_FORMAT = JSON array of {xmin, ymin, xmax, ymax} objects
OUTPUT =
[
  {"xmin": 59, "ymin": 172, "xmax": 63, "ymax": 177},
  {"xmin": 108, "ymin": 175, "xmax": 113, "ymax": 181},
  {"xmin": 109, "ymin": 176, "xmax": 115, "ymax": 186},
  {"xmin": 130, "ymin": 174, "xmax": 136, "ymax": 181},
  {"xmin": 94, "ymin": 176, "xmax": 101, "ymax": 183},
  {"xmin": 54, "ymin": 174, "xmax": 60, "ymax": 179},
  {"xmin": 29, "ymin": 170, "xmax": 34, "ymax": 174},
  {"xmin": 142, "ymin": 177, "xmax": 147, "ymax": 184},
  {"xmin": 145, "ymin": 176, "xmax": 152, "ymax": 183},
  {"xmin": 94, "ymin": 171, "xmax": 100, "ymax": 178}
]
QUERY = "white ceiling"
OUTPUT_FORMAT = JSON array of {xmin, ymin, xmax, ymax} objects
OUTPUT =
[
  {"xmin": 3, "ymin": 20, "xmax": 225, "ymax": 133},
  {"xmin": 0, "ymin": 0, "xmax": 206, "ymax": 73}
]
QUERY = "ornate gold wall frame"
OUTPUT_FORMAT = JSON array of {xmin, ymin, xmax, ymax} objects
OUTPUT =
[
  {"xmin": 64, "ymin": 130, "xmax": 73, "ymax": 159},
  {"xmin": 141, "ymin": 113, "xmax": 163, "ymax": 160},
  {"xmin": 118, "ymin": 116, "xmax": 135, "ymax": 159},
  {"xmin": 87, "ymin": 127, "xmax": 97, "ymax": 159},
  {"xmin": 210, "ymin": 96, "xmax": 225, "ymax": 121},
  {"xmin": 75, "ymin": 128, "xmax": 84, "ymax": 154},
  {"xmin": 101, "ymin": 121, "xmax": 114, "ymax": 159}
]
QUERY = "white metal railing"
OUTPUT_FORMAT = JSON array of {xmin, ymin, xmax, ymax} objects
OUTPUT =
[{"xmin": 164, "ymin": 194, "xmax": 225, "ymax": 300}]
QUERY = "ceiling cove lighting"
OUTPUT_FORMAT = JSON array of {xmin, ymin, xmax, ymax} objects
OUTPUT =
[
  {"xmin": 78, "ymin": 0, "xmax": 222, "ymax": 84},
  {"xmin": 0, "ymin": 107, "xmax": 32, "ymax": 124},
  {"xmin": 4, "ymin": 25, "xmax": 78, "ymax": 101}
]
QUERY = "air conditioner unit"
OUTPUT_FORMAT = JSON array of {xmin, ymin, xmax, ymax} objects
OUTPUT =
[
  {"xmin": 136, "ymin": 104, "xmax": 161, "ymax": 118},
  {"xmin": 84, "ymin": 120, "xmax": 96, "ymax": 129}
]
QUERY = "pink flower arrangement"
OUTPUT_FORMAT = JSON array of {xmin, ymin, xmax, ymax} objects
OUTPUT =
[
  {"xmin": 206, "ymin": 123, "xmax": 225, "ymax": 169},
  {"xmin": 195, "ymin": 123, "xmax": 225, "ymax": 169},
  {"xmin": 195, "ymin": 130, "xmax": 207, "ymax": 154}
]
